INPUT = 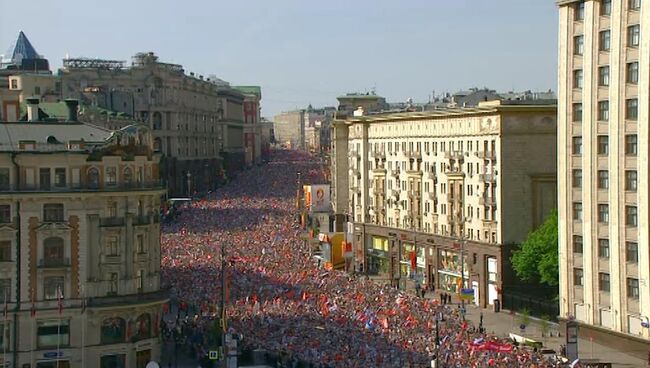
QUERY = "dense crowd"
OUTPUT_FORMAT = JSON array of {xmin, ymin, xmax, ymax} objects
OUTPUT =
[{"xmin": 160, "ymin": 150, "xmax": 561, "ymax": 367}]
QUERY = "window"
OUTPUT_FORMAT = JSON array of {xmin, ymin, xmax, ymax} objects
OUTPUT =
[
  {"xmin": 54, "ymin": 168, "xmax": 66, "ymax": 188},
  {"xmin": 626, "ymin": 242, "xmax": 639, "ymax": 263},
  {"xmin": 0, "ymin": 169, "xmax": 9, "ymax": 190},
  {"xmin": 43, "ymin": 276, "xmax": 64, "ymax": 300},
  {"xmin": 38, "ymin": 320, "xmax": 70, "ymax": 348},
  {"xmin": 136, "ymin": 234, "xmax": 146, "ymax": 254},
  {"xmin": 630, "ymin": 0, "xmax": 641, "ymax": 10},
  {"xmin": 599, "ymin": 273, "xmax": 610, "ymax": 292},
  {"xmin": 599, "ymin": 30, "xmax": 611, "ymax": 51},
  {"xmin": 572, "ymin": 103, "xmax": 583, "ymax": 122},
  {"xmin": 136, "ymin": 269, "xmax": 144, "ymax": 291},
  {"xmin": 597, "ymin": 170, "xmax": 609, "ymax": 189},
  {"xmin": 598, "ymin": 101, "xmax": 609, "ymax": 121},
  {"xmin": 39, "ymin": 168, "xmax": 50, "ymax": 190},
  {"xmin": 598, "ymin": 66, "xmax": 610, "ymax": 86},
  {"xmin": 625, "ymin": 170, "xmax": 638, "ymax": 191},
  {"xmin": 574, "ymin": 268, "xmax": 584, "ymax": 286},
  {"xmin": 123, "ymin": 167, "xmax": 133, "ymax": 186},
  {"xmin": 602, "ymin": 0, "xmax": 612, "ymax": 15},
  {"xmin": 572, "ymin": 136, "xmax": 583, "ymax": 155},
  {"xmin": 87, "ymin": 167, "xmax": 100, "ymax": 189},
  {"xmin": 574, "ymin": 69, "xmax": 584, "ymax": 89},
  {"xmin": 100, "ymin": 317, "xmax": 125, "ymax": 344},
  {"xmin": 0, "ymin": 241, "xmax": 10, "ymax": 262},
  {"xmin": 573, "ymin": 235, "xmax": 583, "ymax": 254},
  {"xmin": 9, "ymin": 79, "xmax": 17, "ymax": 89},
  {"xmin": 575, "ymin": 2, "xmax": 585, "ymax": 20},
  {"xmin": 572, "ymin": 169, "xmax": 583, "ymax": 188},
  {"xmin": 626, "ymin": 206, "xmax": 638, "ymax": 227},
  {"xmin": 597, "ymin": 136, "xmax": 609, "ymax": 155},
  {"xmin": 627, "ymin": 62, "xmax": 639, "ymax": 84},
  {"xmin": 34, "ymin": 86, "xmax": 40, "ymax": 95},
  {"xmin": 626, "ymin": 98, "xmax": 638, "ymax": 120},
  {"xmin": 0, "ymin": 279, "xmax": 10, "ymax": 302},
  {"xmin": 598, "ymin": 239, "xmax": 610, "ymax": 258},
  {"xmin": 0, "ymin": 205, "xmax": 10, "ymax": 224},
  {"xmin": 574, "ymin": 35, "xmax": 584, "ymax": 55},
  {"xmin": 625, "ymin": 135, "xmax": 638, "ymax": 155},
  {"xmin": 109, "ymin": 272, "xmax": 118, "ymax": 295},
  {"xmin": 628, "ymin": 278, "xmax": 640, "ymax": 299},
  {"xmin": 628, "ymin": 25, "xmax": 640, "ymax": 47},
  {"xmin": 107, "ymin": 202, "xmax": 118, "ymax": 218},
  {"xmin": 598, "ymin": 204, "xmax": 609, "ymax": 223},
  {"xmin": 43, "ymin": 204, "xmax": 64, "ymax": 223},
  {"xmin": 43, "ymin": 237, "xmax": 64, "ymax": 266},
  {"xmin": 106, "ymin": 236, "xmax": 118, "ymax": 256},
  {"xmin": 573, "ymin": 202, "xmax": 583, "ymax": 221},
  {"xmin": 106, "ymin": 167, "xmax": 117, "ymax": 186}
]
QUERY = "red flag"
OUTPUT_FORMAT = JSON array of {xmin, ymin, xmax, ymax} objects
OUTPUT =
[
  {"xmin": 380, "ymin": 317, "xmax": 389, "ymax": 329},
  {"xmin": 410, "ymin": 251, "xmax": 417, "ymax": 269},
  {"xmin": 57, "ymin": 287, "xmax": 63, "ymax": 315}
]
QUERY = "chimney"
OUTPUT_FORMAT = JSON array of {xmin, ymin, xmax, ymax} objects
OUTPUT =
[
  {"xmin": 26, "ymin": 97, "xmax": 39, "ymax": 122},
  {"xmin": 64, "ymin": 99, "xmax": 79, "ymax": 122}
]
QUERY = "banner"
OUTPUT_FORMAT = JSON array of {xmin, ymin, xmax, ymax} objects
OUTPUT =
[
  {"xmin": 460, "ymin": 288, "xmax": 475, "ymax": 300},
  {"xmin": 310, "ymin": 184, "xmax": 331, "ymax": 213}
]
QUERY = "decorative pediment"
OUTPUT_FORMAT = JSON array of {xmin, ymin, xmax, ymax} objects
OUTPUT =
[
  {"xmin": 0, "ymin": 225, "xmax": 16, "ymax": 234},
  {"xmin": 34, "ymin": 222, "xmax": 72, "ymax": 237}
]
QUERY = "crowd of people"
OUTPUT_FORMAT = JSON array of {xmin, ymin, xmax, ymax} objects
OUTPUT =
[{"xmin": 160, "ymin": 150, "xmax": 561, "ymax": 367}]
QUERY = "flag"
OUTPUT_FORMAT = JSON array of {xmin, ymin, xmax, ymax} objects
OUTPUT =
[
  {"xmin": 57, "ymin": 287, "xmax": 63, "ymax": 315},
  {"xmin": 409, "ymin": 251, "xmax": 417, "ymax": 269}
]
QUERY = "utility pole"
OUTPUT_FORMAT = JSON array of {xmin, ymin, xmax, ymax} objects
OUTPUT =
[{"xmin": 220, "ymin": 240, "xmax": 227, "ymax": 367}]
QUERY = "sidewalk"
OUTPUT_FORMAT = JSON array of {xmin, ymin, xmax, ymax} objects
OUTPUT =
[{"xmin": 455, "ymin": 297, "xmax": 646, "ymax": 367}]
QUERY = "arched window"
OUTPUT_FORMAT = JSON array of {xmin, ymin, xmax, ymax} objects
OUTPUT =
[
  {"xmin": 152, "ymin": 112, "xmax": 162, "ymax": 130},
  {"xmin": 101, "ymin": 317, "xmax": 126, "ymax": 344},
  {"xmin": 123, "ymin": 167, "xmax": 133, "ymax": 187},
  {"xmin": 134, "ymin": 313, "xmax": 151, "ymax": 340},
  {"xmin": 87, "ymin": 167, "xmax": 100, "ymax": 189},
  {"xmin": 43, "ymin": 237, "xmax": 64, "ymax": 267}
]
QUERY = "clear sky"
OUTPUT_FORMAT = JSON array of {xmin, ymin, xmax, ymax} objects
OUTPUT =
[{"xmin": 1, "ymin": 0, "xmax": 558, "ymax": 118}]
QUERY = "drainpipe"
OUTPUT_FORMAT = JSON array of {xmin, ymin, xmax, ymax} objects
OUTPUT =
[{"xmin": 10, "ymin": 153, "xmax": 20, "ymax": 366}]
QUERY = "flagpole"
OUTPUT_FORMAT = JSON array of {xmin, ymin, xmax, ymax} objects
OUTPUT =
[
  {"xmin": 81, "ymin": 288, "xmax": 86, "ymax": 368},
  {"xmin": 4, "ymin": 289, "xmax": 7, "ymax": 368},
  {"xmin": 56, "ymin": 286, "xmax": 61, "ymax": 367},
  {"xmin": 30, "ymin": 289, "xmax": 35, "ymax": 368}
]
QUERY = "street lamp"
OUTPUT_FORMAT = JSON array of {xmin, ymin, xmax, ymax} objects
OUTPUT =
[{"xmin": 186, "ymin": 172, "xmax": 191, "ymax": 198}]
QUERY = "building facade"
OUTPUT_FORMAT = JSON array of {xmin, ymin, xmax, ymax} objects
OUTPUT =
[
  {"xmin": 557, "ymin": 0, "xmax": 650, "ymax": 349},
  {"xmin": 331, "ymin": 101, "xmax": 557, "ymax": 307},
  {"xmin": 59, "ymin": 52, "xmax": 247, "ymax": 195},
  {"xmin": 233, "ymin": 86, "xmax": 263, "ymax": 166},
  {"xmin": 0, "ymin": 99, "xmax": 166, "ymax": 367}
]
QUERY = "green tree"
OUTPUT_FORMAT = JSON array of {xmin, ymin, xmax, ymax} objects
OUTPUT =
[{"xmin": 511, "ymin": 209, "xmax": 559, "ymax": 286}]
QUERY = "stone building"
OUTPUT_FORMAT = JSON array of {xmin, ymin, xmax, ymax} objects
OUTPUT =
[
  {"xmin": 233, "ymin": 86, "xmax": 263, "ymax": 166},
  {"xmin": 0, "ymin": 99, "xmax": 166, "ymax": 367},
  {"xmin": 273, "ymin": 106, "xmax": 335, "ymax": 152},
  {"xmin": 331, "ymin": 100, "xmax": 557, "ymax": 307},
  {"xmin": 59, "ymin": 52, "xmax": 246, "ymax": 196},
  {"xmin": 557, "ymin": 0, "xmax": 650, "ymax": 352}
]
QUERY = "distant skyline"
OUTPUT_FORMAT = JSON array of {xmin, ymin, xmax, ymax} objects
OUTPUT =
[{"xmin": 1, "ymin": 0, "xmax": 558, "ymax": 118}]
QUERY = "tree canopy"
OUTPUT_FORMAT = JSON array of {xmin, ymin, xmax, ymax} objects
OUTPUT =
[{"xmin": 511, "ymin": 209, "xmax": 559, "ymax": 286}]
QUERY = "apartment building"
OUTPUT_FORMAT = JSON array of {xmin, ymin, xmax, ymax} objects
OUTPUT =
[
  {"xmin": 59, "ymin": 52, "xmax": 246, "ymax": 195},
  {"xmin": 0, "ymin": 99, "xmax": 166, "ymax": 367},
  {"xmin": 331, "ymin": 100, "xmax": 557, "ymax": 307},
  {"xmin": 557, "ymin": 0, "xmax": 650, "ymax": 350}
]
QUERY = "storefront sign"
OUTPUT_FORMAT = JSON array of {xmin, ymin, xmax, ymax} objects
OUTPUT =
[{"xmin": 43, "ymin": 351, "xmax": 64, "ymax": 358}]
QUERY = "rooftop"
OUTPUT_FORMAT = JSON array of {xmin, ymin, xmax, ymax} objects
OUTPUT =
[
  {"xmin": 2, "ymin": 31, "xmax": 40, "ymax": 66},
  {"xmin": 233, "ymin": 85, "xmax": 262, "ymax": 99}
]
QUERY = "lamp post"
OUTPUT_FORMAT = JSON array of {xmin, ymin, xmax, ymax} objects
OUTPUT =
[{"xmin": 186, "ymin": 171, "xmax": 191, "ymax": 198}]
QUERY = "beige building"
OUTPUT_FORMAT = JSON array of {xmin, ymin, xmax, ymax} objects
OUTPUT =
[
  {"xmin": 557, "ymin": 0, "xmax": 649, "ymax": 350},
  {"xmin": 59, "ymin": 52, "xmax": 246, "ymax": 195},
  {"xmin": 331, "ymin": 100, "xmax": 557, "ymax": 307},
  {"xmin": 0, "ymin": 99, "xmax": 166, "ymax": 367},
  {"xmin": 8, "ymin": 74, "xmax": 60, "ymax": 103}
]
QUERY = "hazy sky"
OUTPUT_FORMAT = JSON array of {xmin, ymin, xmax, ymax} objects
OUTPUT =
[{"xmin": 1, "ymin": 0, "xmax": 558, "ymax": 118}]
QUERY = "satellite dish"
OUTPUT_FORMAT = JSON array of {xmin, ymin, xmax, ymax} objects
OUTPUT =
[{"xmin": 145, "ymin": 362, "xmax": 160, "ymax": 368}]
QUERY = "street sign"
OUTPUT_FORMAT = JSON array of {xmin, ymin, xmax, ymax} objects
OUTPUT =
[{"xmin": 209, "ymin": 351, "xmax": 219, "ymax": 360}]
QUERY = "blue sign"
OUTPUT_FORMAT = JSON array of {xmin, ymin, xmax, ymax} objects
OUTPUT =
[
  {"xmin": 43, "ymin": 351, "xmax": 63, "ymax": 358},
  {"xmin": 641, "ymin": 321, "xmax": 649, "ymax": 328}
]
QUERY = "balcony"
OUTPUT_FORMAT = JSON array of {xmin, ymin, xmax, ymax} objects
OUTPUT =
[
  {"xmin": 476, "ymin": 150, "xmax": 497, "ymax": 160},
  {"xmin": 391, "ymin": 189, "xmax": 400, "ymax": 199},
  {"xmin": 479, "ymin": 196, "xmax": 497, "ymax": 206},
  {"xmin": 445, "ymin": 150, "xmax": 465, "ymax": 160},
  {"xmin": 2, "ymin": 180, "xmax": 165, "ymax": 194},
  {"xmin": 405, "ymin": 150, "xmax": 422, "ymax": 160},
  {"xmin": 479, "ymin": 173, "xmax": 497, "ymax": 183},
  {"xmin": 38, "ymin": 257, "xmax": 71, "ymax": 268},
  {"xmin": 427, "ymin": 172, "xmax": 437, "ymax": 181},
  {"xmin": 371, "ymin": 151, "xmax": 386, "ymax": 160},
  {"xmin": 100, "ymin": 217, "xmax": 125, "ymax": 227}
]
